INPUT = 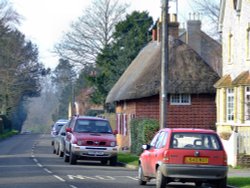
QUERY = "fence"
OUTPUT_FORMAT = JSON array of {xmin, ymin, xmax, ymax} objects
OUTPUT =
[{"xmin": 238, "ymin": 129, "xmax": 250, "ymax": 155}]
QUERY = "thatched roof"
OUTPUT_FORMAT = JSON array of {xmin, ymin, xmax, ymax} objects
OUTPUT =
[{"xmin": 106, "ymin": 39, "xmax": 220, "ymax": 103}]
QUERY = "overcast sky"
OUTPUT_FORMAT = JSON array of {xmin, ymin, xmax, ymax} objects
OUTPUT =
[{"xmin": 10, "ymin": 0, "xmax": 193, "ymax": 69}]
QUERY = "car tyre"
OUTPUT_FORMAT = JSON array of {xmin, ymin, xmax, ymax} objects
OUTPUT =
[
  {"xmin": 138, "ymin": 164, "xmax": 147, "ymax": 185},
  {"xmin": 59, "ymin": 150, "xmax": 64, "ymax": 157},
  {"xmin": 101, "ymin": 159, "xmax": 108, "ymax": 165},
  {"xmin": 216, "ymin": 177, "xmax": 227, "ymax": 188},
  {"xmin": 156, "ymin": 167, "xmax": 167, "ymax": 188},
  {"xmin": 195, "ymin": 182, "xmax": 202, "ymax": 187},
  {"xmin": 109, "ymin": 156, "xmax": 117, "ymax": 166},
  {"xmin": 69, "ymin": 150, "xmax": 77, "ymax": 165}
]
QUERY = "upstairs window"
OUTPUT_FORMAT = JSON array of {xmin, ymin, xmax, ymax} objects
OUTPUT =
[
  {"xmin": 170, "ymin": 94, "xmax": 191, "ymax": 105},
  {"xmin": 227, "ymin": 88, "xmax": 234, "ymax": 121}
]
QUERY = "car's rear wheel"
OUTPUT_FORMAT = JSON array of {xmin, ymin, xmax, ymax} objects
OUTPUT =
[
  {"xmin": 69, "ymin": 150, "xmax": 77, "ymax": 165},
  {"xmin": 109, "ymin": 156, "xmax": 117, "ymax": 166},
  {"xmin": 138, "ymin": 164, "xmax": 147, "ymax": 185},
  {"xmin": 216, "ymin": 177, "xmax": 227, "ymax": 188},
  {"xmin": 156, "ymin": 167, "xmax": 167, "ymax": 188}
]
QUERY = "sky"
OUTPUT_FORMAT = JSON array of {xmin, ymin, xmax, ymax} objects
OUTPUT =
[{"xmin": 10, "ymin": 0, "xmax": 194, "ymax": 69}]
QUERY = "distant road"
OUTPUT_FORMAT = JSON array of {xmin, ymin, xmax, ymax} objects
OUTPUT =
[{"xmin": 0, "ymin": 134, "xmax": 233, "ymax": 188}]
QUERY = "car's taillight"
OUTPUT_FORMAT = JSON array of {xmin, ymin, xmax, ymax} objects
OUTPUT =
[
  {"xmin": 223, "ymin": 151, "xmax": 227, "ymax": 166},
  {"xmin": 163, "ymin": 150, "xmax": 170, "ymax": 163}
]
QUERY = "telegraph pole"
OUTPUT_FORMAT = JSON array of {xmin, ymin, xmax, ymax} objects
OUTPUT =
[{"xmin": 160, "ymin": 0, "xmax": 169, "ymax": 129}]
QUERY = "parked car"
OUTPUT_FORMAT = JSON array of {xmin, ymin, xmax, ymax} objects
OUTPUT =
[
  {"xmin": 64, "ymin": 115, "xmax": 118, "ymax": 165},
  {"xmin": 53, "ymin": 122, "xmax": 69, "ymax": 157},
  {"xmin": 138, "ymin": 128, "xmax": 228, "ymax": 188},
  {"xmin": 51, "ymin": 119, "xmax": 69, "ymax": 146}
]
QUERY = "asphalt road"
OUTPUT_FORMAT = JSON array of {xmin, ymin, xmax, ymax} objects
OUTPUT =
[{"xmin": 0, "ymin": 134, "xmax": 231, "ymax": 188}]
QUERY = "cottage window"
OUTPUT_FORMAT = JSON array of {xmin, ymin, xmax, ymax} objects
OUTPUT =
[
  {"xmin": 227, "ymin": 88, "xmax": 234, "ymax": 121},
  {"xmin": 245, "ymin": 87, "xmax": 250, "ymax": 121},
  {"xmin": 170, "ymin": 94, "xmax": 191, "ymax": 105}
]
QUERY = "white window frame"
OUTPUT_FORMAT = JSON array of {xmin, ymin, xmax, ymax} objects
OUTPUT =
[
  {"xmin": 227, "ymin": 88, "xmax": 234, "ymax": 121},
  {"xmin": 170, "ymin": 94, "xmax": 191, "ymax": 105},
  {"xmin": 245, "ymin": 86, "xmax": 250, "ymax": 121}
]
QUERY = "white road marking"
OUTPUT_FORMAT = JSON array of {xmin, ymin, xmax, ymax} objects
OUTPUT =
[
  {"xmin": 95, "ymin": 176, "xmax": 114, "ymax": 180},
  {"xmin": 44, "ymin": 168, "xmax": 52, "ymax": 174},
  {"xmin": 69, "ymin": 185, "xmax": 78, "ymax": 188},
  {"xmin": 53, "ymin": 175, "xmax": 66, "ymax": 182},
  {"xmin": 68, "ymin": 175, "xmax": 97, "ymax": 180},
  {"xmin": 37, "ymin": 163, "xmax": 43, "ymax": 167}
]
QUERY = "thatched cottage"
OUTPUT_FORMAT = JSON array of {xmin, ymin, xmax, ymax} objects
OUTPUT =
[{"xmin": 106, "ymin": 14, "xmax": 221, "ymax": 149}]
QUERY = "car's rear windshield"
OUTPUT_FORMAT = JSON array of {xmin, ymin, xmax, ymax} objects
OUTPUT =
[
  {"xmin": 74, "ymin": 119, "xmax": 112, "ymax": 133},
  {"xmin": 170, "ymin": 132, "xmax": 222, "ymax": 150}
]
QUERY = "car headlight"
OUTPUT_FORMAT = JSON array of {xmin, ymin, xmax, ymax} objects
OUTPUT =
[
  {"xmin": 77, "ymin": 140, "xmax": 83, "ymax": 146},
  {"xmin": 110, "ymin": 141, "xmax": 116, "ymax": 147}
]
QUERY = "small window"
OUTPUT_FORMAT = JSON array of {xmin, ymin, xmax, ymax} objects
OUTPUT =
[
  {"xmin": 155, "ymin": 132, "xmax": 168, "ymax": 149},
  {"xmin": 228, "ymin": 33, "xmax": 233, "ymax": 63},
  {"xmin": 170, "ymin": 94, "xmax": 191, "ymax": 105}
]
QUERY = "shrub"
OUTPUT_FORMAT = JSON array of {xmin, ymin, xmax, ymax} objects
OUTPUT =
[{"xmin": 130, "ymin": 118, "xmax": 159, "ymax": 155}]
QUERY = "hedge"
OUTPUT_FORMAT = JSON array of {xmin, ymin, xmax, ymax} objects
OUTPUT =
[{"xmin": 130, "ymin": 118, "xmax": 159, "ymax": 155}]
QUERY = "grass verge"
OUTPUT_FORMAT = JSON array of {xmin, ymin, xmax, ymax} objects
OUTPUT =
[
  {"xmin": 0, "ymin": 130, "xmax": 18, "ymax": 139},
  {"xmin": 228, "ymin": 177, "xmax": 250, "ymax": 188},
  {"xmin": 118, "ymin": 152, "xmax": 139, "ymax": 166}
]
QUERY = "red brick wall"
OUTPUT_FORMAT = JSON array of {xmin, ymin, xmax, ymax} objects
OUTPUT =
[{"xmin": 135, "ymin": 94, "xmax": 216, "ymax": 129}]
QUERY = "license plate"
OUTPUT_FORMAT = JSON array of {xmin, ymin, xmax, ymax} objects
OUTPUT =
[
  {"xmin": 88, "ymin": 151, "xmax": 104, "ymax": 155},
  {"xmin": 185, "ymin": 157, "xmax": 208, "ymax": 164}
]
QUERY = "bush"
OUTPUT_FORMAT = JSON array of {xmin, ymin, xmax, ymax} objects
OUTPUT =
[{"xmin": 130, "ymin": 118, "xmax": 159, "ymax": 155}]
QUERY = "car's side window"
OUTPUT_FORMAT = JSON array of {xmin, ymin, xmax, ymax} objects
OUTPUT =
[
  {"xmin": 150, "ymin": 132, "xmax": 160, "ymax": 147},
  {"xmin": 155, "ymin": 132, "xmax": 168, "ymax": 149}
]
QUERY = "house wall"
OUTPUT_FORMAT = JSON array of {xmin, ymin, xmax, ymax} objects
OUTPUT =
[
  {"xmin": 136, "ymin": 94, "xmax": 216, "ymax": 130},
  {"xmin": 115, "ymin": 94, "xmax": 217, "ymax": 150}
]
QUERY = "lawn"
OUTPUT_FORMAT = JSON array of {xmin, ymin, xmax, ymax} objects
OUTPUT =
[
  {"xmin": 228, "ymin": 177, "xmax": 250, "ymax": 188},
  {"xmin": 117, "ymin": 152, "xmax": 139, "ymax": 166}
]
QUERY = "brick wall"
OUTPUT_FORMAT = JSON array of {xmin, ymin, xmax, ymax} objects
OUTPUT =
[{"xmin": 135, "ymin": 94, "xmax": 216, "ymax": 129}]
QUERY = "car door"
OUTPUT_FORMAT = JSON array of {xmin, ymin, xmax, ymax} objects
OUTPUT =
[
  {"xmin": 148, "ymin": 131, "xmax": 168, "ymax": 176},
  {"xmin": 141, "ymin": 132, "xmax": 160, "ymax": 176}
]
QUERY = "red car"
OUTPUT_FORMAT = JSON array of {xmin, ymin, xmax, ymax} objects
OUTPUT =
[
  {"xmin": 138, "ymin": 128, "xmax": 228, "ymax": 188},
  {"xmin": 64, "ymin": 116, "xmax": 118, "ymax": 165}
]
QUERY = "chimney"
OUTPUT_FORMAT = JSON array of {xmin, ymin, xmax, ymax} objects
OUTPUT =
[
  {"xmin": 168, "ymin": 13, "xmax": 179, "ymax": 39},
  {"xmin": 156, "ymin": 13, "xmax": 179, "ymax": 42},
  {"xmin": 186, "ymin": 13, "xmax": 202, "ymax": 55}
]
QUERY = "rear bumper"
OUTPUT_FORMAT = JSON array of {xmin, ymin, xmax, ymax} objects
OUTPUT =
[
  {"xmin": 159, "ymin": 164, "xmax": 228, "ymax": 180},
  {"xmin": 71, "ymin": 144, "xmax": 117, "ymax": 159}
]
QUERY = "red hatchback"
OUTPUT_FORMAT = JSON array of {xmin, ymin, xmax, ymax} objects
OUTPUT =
[{"xmin": 138, "ymin": 128, "xmax": 228, "ymax": 188}]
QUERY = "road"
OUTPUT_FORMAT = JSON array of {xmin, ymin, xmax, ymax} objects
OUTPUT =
[{"xmin": 0, "ymin": 134, "xmax": 228, "ymax": 188}]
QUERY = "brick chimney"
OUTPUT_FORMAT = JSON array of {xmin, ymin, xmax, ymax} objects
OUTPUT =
[
  {"xmin": 186, "ymin": 13, "xmax": 202, "ymax": 55},
  {"xmin": 154, "ymin": 13, "xmax": 179, "ymax": 42}
]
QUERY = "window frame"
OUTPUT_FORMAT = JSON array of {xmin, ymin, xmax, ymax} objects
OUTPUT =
[
  {"xmin": 226, "ymin": 88, "xmax": 234, "ymax": 122},
  {"xmin": 170, "ymin": 94, "xmax": 191, "ymax": 105}
]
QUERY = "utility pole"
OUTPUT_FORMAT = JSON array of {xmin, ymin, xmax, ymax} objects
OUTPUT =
[{"xmin": 160, "ymin": 0, "xmax": 169, "ymax": 129}]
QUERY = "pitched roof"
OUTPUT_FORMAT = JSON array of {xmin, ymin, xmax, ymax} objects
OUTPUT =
[
  {"xmin": 106, "ymin": 39, "xmax": 220, "ymax": 103},
  {"xmin": 214, "ymin": 71, "xmax": 250, "ymax": 88}
]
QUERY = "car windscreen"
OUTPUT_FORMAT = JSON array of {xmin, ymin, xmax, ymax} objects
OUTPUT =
[
  {"xmin": 74, "ymin": 119, "xmax": 112, "ymax": 133},
  {"xmin": 170, "ymin": 132, "xmax": 222, "ymax": 150}
]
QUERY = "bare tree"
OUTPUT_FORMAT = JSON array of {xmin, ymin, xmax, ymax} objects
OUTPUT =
[
  {"xmin": 54, "ymin": 0, "xmax": 129, "ymax": 67},
  {"xmin": 191, "ymin": 0, "xmax": 220, "ymax": 39},
  {"xmin": 0, "ymin": 0, "xmax": 20, "ymax": 29}
]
